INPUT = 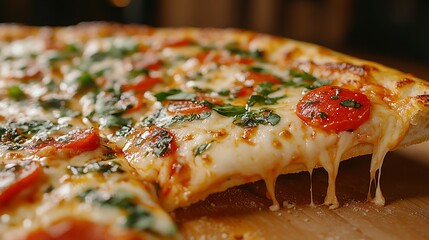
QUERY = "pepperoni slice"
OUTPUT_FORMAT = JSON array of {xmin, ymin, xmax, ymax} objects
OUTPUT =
[
  {"xmin": 122, "ymin": 77, "xmax": 162, "ymax": 92},
  {"xmin": 57, "ymin": 128, "xmax": 101, "ymax": 153},
  {"xmin": 296, "ymin": 86, "xmax": 371, "ymax": 132},
  {"xmin": 0, "ymin": 161, "xmax": 43, "ymax": 205}
]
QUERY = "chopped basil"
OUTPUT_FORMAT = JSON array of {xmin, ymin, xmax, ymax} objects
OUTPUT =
[
  {"xmin": 141, "ymin": 108, "xmax": 211, "ymax": 127},
  {"xmin": 76, "ymin": 188, "xmax": 155, "ymax": 231},
  {"xmin": 39, "ymin": 98, "xmax": 68, "ymax": 109},
  {"xmin": 247, "ymin": 66, "xmax": 266, "ymax": 73},
  {"xmin": 76, "ymin": 71, "xmax": 96, "ymax": 89},
  {"xmin": 283, "ymin": 70, "xmax": 330, "ymax": 89},
  {"xmin": 340, "ymin": 99, "xmax": 362, "ymax": 108},
  {"xmin": 194, "ymin": 143, "xmax": 212, "ymax": 156},
  {"xmin": 247, "ymin": 94, "xmax": 284, "ymax": 107},
  {"xmin": 254, "ymin": 82, "xmax": 278, "ymax": 96},
  {"xmin": 128, "ymin": 69, "xmax": 149, "ymax": 79},
  {"xmin": 318, "ymin": 111, "xmax": 329, "ymax": 119},
  {"xmin": 116, "ymin": 125, "xmax": 133, "ymax": 137},
  {"xmin": 149, "ymin": 128, "xmax": 173, "ymax": 157},
  {"xmin": 203, "ymin": 101, "xmax": 246, "ymax": 117},
  {"xmin": 7, "ymin": 85, "xmax": 25, "ymax": 100},
  {"xmin": 331, "ymin": 88, "xmax": 342, "ymax": 100},
  {"xmin": 225, "ymin": 43, "xmax": 264, "ymax": 60},
  {"xmin": 125, "ymin": 205, "xmax": 154, "ymax": 230},
  {"xmin": 7, "ymin": 120, "xmax": 56, "ymax": 135},
  {"xmin": 154, "ymin": 89, "xmax": 182, "ymax": 101},
  {"xmin": 217, "ymin": 89, "xmax": 230, "ymax": 96},
  {"xmin": 67, "ymin": 161, "xmax": 124, "ymax": 175},
  {"xmin": 303, "ymin": 101, "xmax": 320, "ymax": 107},
  {"xmin": 89, "ymin": 45, "xmax": 138, "ymax": 62},
  {"xmin": 101, "ymin": 115, "xmax": 134, "ymax": 128},
  {"xmin": 65, "ymin": 43, "xmax": 80, "ymax": 53},
  {"xmin": 170, "ymin": 111, "xmax": 211, "ymax": 125},
  {"xmin": 233, "ymin": 109, "xmax": 281, "ymax": 128},
  {"xmin": 192, "ymin": 86, "xmax": 212, "ymax": 94}
]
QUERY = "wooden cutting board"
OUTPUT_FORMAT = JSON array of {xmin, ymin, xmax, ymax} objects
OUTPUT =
[{"xmin": 173, "ymin": 143, "xmax": 429, "ymax": 239}]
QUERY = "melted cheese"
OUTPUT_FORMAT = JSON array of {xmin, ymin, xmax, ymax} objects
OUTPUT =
[{"xmin": 0, "ymin": 26, "xmax": 422, "ymax": 239}]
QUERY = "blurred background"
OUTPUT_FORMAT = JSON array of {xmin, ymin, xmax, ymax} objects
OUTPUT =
[{"xmin": 0, "ymin": 0, "xmax": 428, "ymax": 79}]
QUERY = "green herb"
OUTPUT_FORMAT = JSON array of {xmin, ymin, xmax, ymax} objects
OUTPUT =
[
  {"xmin": 318, "ymin": 111, "xmax": 329, "ymax": 119},
  {"xmin": 233, "ymin": 109, "xmax": 281, "ymax": 128},
  {"xmin": 39, "ymin": 98, "xmax": 68, "ymax": 109},
  {"xmin": 77, "ymin": 188, "xmax": 155, "ymax": 231},
  {"xmin": 149, "ymin": 128, "xmax": 173, "ymax": 157},
  {"xmin": 194, "ymin": 143, "xmax": 212, "ymax": 156},
  {"xmin": 65, "ymin": 43, "xmax": 80, "ymax": 53},
  {"xmin": 331, "ymin": 88, "xmax": 342, "ymax": 100},
  {"xmin": 247, "ymin": 94, "xmax": 284, "ymax": 107},
  {"xmin": 254, "ymin": 82, "xmax": 277, "ymax": 96},
  {"xmin": 67, "ymin": 161, "xmax": 124, "ymax": 175},
  {"xmin": 225, "ymin": 43, "xmax": 264, "ymax": 60},
  {"xmin": 217, "ymin": 89, "xmax": 230, "ymax": 96},
  {"xmin": 154, "ymin": 89, "xmax": 182, "ymax": 101},
  {"xmin": 170, "ymin": 111, "xmax": 211, "ymax": 125},
  {"xmin": 89, "ymin": 44, "xmax": 138, "ymax": 61},
  {"xmin": 7, "ymin": 120, "xmax": 56, "ymax": 135},
  {"xmin": 116, "ymin": 125, "xmax": 133, "ymax": 137},
  {"xmin": 247, "ymin": 66, "xmax": 266, "ymax": 73},
  {"xmin": 76, "ymin": 71, "xmax": 96, "ymax": 89},
  {"xmin": 7, "ymin": 85, "xmax": 25, "ymax": 100},
  {"xmin": 203, "ymin": 101, "xmax": 246, "ymax": 117},
  {"xmin": 192, "ymin": 86, "xmax": 212, "ymax": 93},
  {"xmin": 284, "ymin": 70, "xmax": 330, "ymax": 89},
  {"xmin": 128, "ymin": 69, "xmax": 149, "ymax": 79},
  {"xmin": 340, "ymin": 99, "xmax": 362, "ymax": 108},
  {"xmin": 125, "ymin": 205, "xmax": 154, "ymax": 230},
  {"xmin": 141, "ymin": 108, "xmax": 211, "ymax": 127},
  {"xmin": 102, "ymin": 115, "xmax": 134, "ymax": 128},
  {"xmin": 303, "ymin": 101, "xmax": 319, "ymax": 107}
]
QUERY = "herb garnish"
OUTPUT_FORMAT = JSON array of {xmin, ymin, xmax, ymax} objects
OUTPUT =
[
  {"xmin": 233, "ymin": 109, "xmax": 281, "ymax": 127},
  {"xmin": 194, "ymin": 143, "xmax": 212, "ymax": 156},
  {"xmin": 340, "ymin": 99, "xmax": 362, "ymax": 108},
  {"xmin": 77, "ymin": 189, "xmax": 155, "ymax": 231},
  {"xmin": 7, "ymin": 85, "xmax": 26, "ymax": 100},
  {"xmin": 284, "ymin": 69, "xmax": 330, "ymax": 89},
  {"xmin": 67, "ymin": 161, "xmax": 124, "ymax": 175}
]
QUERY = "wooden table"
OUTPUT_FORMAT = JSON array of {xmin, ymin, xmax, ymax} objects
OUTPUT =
[{"xmin": 174, "ymin": 143, "xmax": 429, "ymax": 239}]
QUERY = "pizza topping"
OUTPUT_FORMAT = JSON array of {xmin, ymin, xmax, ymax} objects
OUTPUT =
[
  {"xmin": 233, "ymin": 109, "xmax": 281, "ymax": 128},
  {"xmin": 296, "ymin": 86, "xmax": 371, "ymax": 132},
  {"xmin": 7, "ymin": 85, "xmax": 26, "ymax": 100},
  {"xmin": 121, "ymin": 77, "xmax": 162, "ymax": 93},
  {"xmin": 77, "ymin": 189, "xmax": 155, "ymax": 231},
  {"xmin": 67, "ymin": 161, "xmax": 124, "ymax": 176},
  {"xmin": 0, "ymin": 161, "xmax": 43, "ymax": 205},
  {"xmin": 193, "ymin": 143, "xmax": 212, "ymax": 156},
  {"xmin": 284, "ymin": 69, "xmax": 330, "ymax": 89},
  {"xmin": 57, "ymin": 128, "xmax": 101, "ymax": 152},
  {"xmin": 129, "ymin": 126, "xmax": 177, "ymax": 158}
]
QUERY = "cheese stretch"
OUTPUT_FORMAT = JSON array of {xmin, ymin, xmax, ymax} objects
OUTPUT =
[{"xmin": 0, "ymin": 24, "xmax": 422, "ymax": 239}]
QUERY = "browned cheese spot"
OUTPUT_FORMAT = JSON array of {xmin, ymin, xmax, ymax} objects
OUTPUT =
[
  {"xmin": 396, "ymin": 77, "xmax": 415, "ymax": 89},
  {"xmin": 279, "ymin": 129, "xmax": 292, "ymax": 140},
  {"xmin": 416, "ymin": 94, "xmax": 429, "ymax": 107},
  {"xmin": 209, "ymin": 129, "xmax": 229, "ymax": 141},
  {"xmin": 241, "ymin": 128, "xmax": 257, "ymax": 145}
]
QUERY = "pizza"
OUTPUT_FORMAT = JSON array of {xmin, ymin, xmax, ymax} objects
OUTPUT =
[{"xmin": 0, "ymin": 23, "xmax": 428, "ymax": 239}]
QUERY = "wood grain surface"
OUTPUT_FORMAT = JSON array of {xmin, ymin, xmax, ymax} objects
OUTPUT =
[{"xmin": 174, "ymin": 143, "xmax": 429, "ymax": 240}]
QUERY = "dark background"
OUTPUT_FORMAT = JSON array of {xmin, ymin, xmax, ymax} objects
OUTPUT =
[{"xmin": 1, "ymin": 0, "xmax": 428, "ymax": 79}]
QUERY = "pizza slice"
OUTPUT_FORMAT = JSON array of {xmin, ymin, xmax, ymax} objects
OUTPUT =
[{"xmin": 0, "ymin": 23, "xmax": 428, "ymax": 239}]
